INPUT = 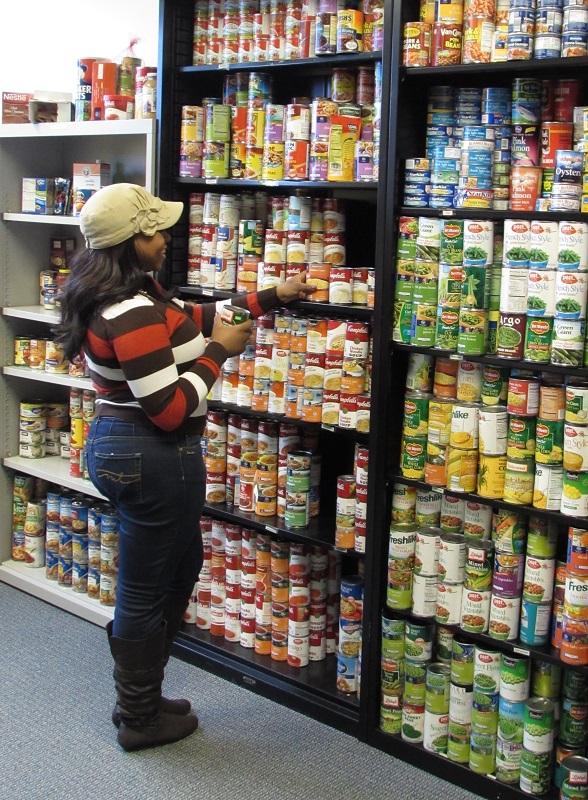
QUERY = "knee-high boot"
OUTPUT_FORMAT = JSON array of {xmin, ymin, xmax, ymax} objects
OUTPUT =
[{"xmin": 108, "ymin": 623, "xmax": 198, "ymax": 751}]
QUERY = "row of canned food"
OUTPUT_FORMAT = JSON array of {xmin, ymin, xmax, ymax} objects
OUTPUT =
[{"xmin": 380, "ymin": 615, "xmax": 588, "ymax": 795}]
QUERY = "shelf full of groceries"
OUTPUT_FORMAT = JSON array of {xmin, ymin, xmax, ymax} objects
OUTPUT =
[{"xmin": 179, "ymin": 63, "xmax": 382, "ymax": 183}]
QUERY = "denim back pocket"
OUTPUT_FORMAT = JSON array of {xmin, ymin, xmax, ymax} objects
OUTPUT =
[{"xmin": 87, "ymin": 450, "xmax": 142, "ymax": 505}]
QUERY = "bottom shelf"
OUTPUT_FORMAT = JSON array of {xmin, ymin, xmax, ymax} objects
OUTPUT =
[
  {"xmin": 371, "ymin": 729, "xmax": 557, "ymax": 800},
  {"xmin": 0, "ymin": 559, "xmax": 113, "ymax": 626},
  {"xmin": 174, "ymin": 624, "xmax": 359, "ymax": 734}
]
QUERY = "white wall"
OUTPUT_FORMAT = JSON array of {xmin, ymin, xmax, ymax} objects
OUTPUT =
[{"xmin": 0, "ymin": 1, "xmax": 160, "ymax": 95}]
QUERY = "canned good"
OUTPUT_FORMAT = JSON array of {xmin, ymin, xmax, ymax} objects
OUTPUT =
[{"xmin": 488, "ymin": 593, "xmax": 521, "ymax": 641}]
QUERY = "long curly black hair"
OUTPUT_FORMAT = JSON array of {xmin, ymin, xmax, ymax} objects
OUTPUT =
[{"xmin": 54, "ymin": 239, "xmax": 148, "ymax": 360}]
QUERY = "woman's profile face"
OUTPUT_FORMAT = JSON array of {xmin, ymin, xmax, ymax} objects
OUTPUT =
[{"xmin": 133, "ymin": 230, "xmax": 171, "ymax": 271}]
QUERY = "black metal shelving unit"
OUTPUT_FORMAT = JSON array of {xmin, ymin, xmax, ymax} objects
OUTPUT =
[
  {"xmin": 394, "ymin": 475, "xmax": 588, "ymax": 529},
  {"xmin": 157, "ymin": 0, "xmax": 393, "ymax": 745},
  {"xmin": 158, "ymin": 0, "xmax": 588, "ymax": 795}
]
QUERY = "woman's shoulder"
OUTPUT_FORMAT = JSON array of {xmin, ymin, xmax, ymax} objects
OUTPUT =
[{"xmin": 99, "ymin": 291, "xmax": 157, "ymax": 322}]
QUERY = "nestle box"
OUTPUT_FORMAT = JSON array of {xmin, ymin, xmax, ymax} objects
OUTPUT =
[
  {"xmin": 21, "ymin": 178, "xmax": 36, "ymax": 212},
  {"xmin": 2, "ymin": 92, "xmax": 33, "ymax": 123},
  {"xmin": 72, "ymin": 162, "xmax": 111, "ymax": 216}
]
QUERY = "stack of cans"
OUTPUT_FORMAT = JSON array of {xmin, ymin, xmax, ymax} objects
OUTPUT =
[
  {"xmin": 71, "ymin": 496, "xmax": 89, "ymax": 594},
  {"xmin": 203, "ymin": 101, "xmax": 232, "ymax": 179},
  {"xmin": 507, "ymin": 0, "xmax": 536, "ymax": 62},
  {"xmin": 562, "ymin": 0, "xmax": 588, "ymax": 58},
  {"xmin": 58, "ymin": 493, "xmax": 73, "ymax": 588},
  {"xmin": 336, "ymin": 575, "xmax": 364, "ymax": 694},
  {"xmin": 424, "ymin": 662, "xmax": 451, "ymax": 755},
  {"xmin": 179, "ymin": 105, "xmax": 204, "ymax": 178},
  {"xmin": 534, "ymin": 0, "xmax": 564, "ymax": 59},
  {"xmin": 19, "ymin": 401, "xmax": 48, "ymax": 460},
  {"xmin": 87, "ymin": 503, "xmax": 104, "ymax": 600},
  {"xmin": 469, "ymin": 648, "xmax": 501, "ymax": 776},
  {"xmin": 11, "ymin": 476, "xmax": 35, "ymax": 566},
  {"xmin": 447, "ymin": 639, "xmax": 474, "ymax": 764},
  {"xmin": 455, "ymin": 125, "xmax": 495, "ymax": 209},
  {"xmin": 99, "ymin": 506, "xmax": 119, "ymax": 607}
]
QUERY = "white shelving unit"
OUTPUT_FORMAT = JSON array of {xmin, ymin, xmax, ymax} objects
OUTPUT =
[
  {"xmin": 3, "ymin": 365, "xmax": 92, "ymax": 390},
  {"xmin": 1, "ymin": 119, "xmax": 155, "ymax": 626},
  {"xmin": 2, "ymin": 213, "xmax": 80, "ymax": 226}
]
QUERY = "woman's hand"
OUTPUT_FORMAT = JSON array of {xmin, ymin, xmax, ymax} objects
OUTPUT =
[
  {"xmin": 211, "ymin": 315, "xmax": 253, "ymax": 357},
  {"xmin": 276, "ymin": 271, "xmax": 317, "ymax": 304}
]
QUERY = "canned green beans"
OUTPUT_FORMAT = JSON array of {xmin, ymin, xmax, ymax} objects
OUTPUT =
[
  {"xmin": 426, "ymin": 663, "xmax": 451, "ymax": 713},
  {"xmin": 451, "ymin": 639, "xmax": 475, "ymax": 686}
]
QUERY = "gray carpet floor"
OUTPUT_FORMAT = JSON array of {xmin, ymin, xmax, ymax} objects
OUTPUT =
[{"xmin": 0, "ymin": 582, "xmax": 478, "ymax": 800}]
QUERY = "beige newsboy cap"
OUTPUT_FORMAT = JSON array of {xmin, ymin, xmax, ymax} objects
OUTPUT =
[{"xmin": 80, "ymin": 183, "xmax": 184, "ymax": 250}]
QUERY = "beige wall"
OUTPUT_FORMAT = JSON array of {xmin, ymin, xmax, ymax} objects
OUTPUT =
[{"xmin": 0, "ymin": 1, "xmax": 159, "ymax": 95}]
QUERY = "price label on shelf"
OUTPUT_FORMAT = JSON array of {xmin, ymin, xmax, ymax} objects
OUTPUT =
[
  {"xmin": 217, "ymin": 63, "xmax": 230, "ymax": 70},
  {"xmin": 513, "ymin": 647, "xmax": 530, "ymax": 657},
  {"xmin": 431, "ymin": 487, "xmax": 443, "ymax": 494},
  {"xmin": 449, "ymin": 354, "xmax": 462, "ymax": 361},
  {"xmin": 321, "ymin": 424, "xmax": 335, "ymax": 433},
  {"xmin": 265, "ymin": 525, "xmax": 278, "ymax": 534},
  {"xmin": 205, "ymin": 178, "xmax": 218, "ymax": 185},
  {"xmin": 201, "ymin": 288, "xmax": 214, "ymax": 296},
  {"xmin": 441, "ymin": 210, "xmax": 455, "ymax": 217},
  {"xmin": 262, "ymin": 180, "xmax": 280, "ymax": 187}
]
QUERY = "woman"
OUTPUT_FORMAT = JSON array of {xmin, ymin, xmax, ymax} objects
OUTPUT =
[{"xmin": 56, "ymin": 183, "xmax": 314, "ymax": 752}]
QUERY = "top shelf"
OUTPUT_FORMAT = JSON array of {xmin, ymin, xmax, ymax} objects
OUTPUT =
[
  {"xmin": 402, "ymin": 55, "xmax": 588, "ymax": 79},
  {"xmin": 179, "ymin": 51, "xmax": 382, "ymax": 76},
  {"xmin": 177, "ymin": 178, "xmax": 377, "ymax": 191},
  {"xmin": 398, "ymin": 207, "xmax": 587, "ymax": 223},
  {"xmin": 0, "ymin": 119, "xmax": 155, "ymax": 139}
]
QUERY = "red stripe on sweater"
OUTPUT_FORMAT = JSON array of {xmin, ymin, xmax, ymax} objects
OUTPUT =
[
  {"xmin": 111, "ymin": 323, "xmax": 171, "ymax": 361},
  {"xmin": 86, "ymin": 328, "xmax": 113, "ymax": 359},
  {"xmin": 247, "ymin": 293, "xmax": 263, "ymax": 318},
  {"xmin": 149, "ymin": 390, "xmax": 188, "ymax": 432},
  {"xmin": 165, "ymin": 305, "xmax": 193, "ymax": 334},
  {"xmin": 197, "ymin": 356, "xmax": 221, "ymax": 378},
  {"xmin": 191, "ymin": 303, "xmax": 203, "ymax": 328}
]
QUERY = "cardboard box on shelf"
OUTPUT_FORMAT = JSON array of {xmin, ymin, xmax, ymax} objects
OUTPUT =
[
  {"xmin": 72, "ymin": 162, "xmax": 111, "ymax": 216},
  {"xmin": 35, "ymin": 179, "xmax": 56, "ymax": 214},
  {"xmin": 21, "ymin": 178, "xmax": 36, "ymax": 212},
  {"xmin": 2, "ymin": 92, "xmax": 33, "ymax": 124}
]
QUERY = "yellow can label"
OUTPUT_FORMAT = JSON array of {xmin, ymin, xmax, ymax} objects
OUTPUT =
[
  {"xmin": 477, "ymin": 454, "xmax": 507, "ymax": 498},
  {"xmin": 446, "ymin": 447, "xmax": 478, "ymax": 492}
]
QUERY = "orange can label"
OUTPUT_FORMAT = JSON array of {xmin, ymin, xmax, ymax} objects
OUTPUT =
[
  {"xmin": 403, "ymin": 22, "xmax": 431, "ymax": 66},
  {"xmin": 431, "ymin": 23, "xmax": 463, "ymax": 65}
]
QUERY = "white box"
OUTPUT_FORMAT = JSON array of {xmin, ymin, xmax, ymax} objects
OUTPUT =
[{"xmin": 21, "ymin": 178, "xmax": 36, "ymax": 213}]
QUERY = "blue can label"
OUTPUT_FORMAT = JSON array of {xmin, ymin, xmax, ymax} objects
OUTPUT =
[
  {"xmin": 554, "ymin": 150, "xmax": 583, "ymax": 186},
  {"xmin": 519, "ymin": 600, "xmax": 551, "ymax": 645}
]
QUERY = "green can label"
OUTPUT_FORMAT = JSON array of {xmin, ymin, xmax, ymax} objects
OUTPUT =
[
  {"xmin": 405, "ymin": 621, "xmax": 434, "ymax": 661},
  {"xmin": 469, "ymin": 732, "xmax": 496, "ymax": 775},
  {"xmin": 413, "ymin": 277, "xmax": 439, "ymax": 305},
  {"xmin": 461, "ymin": 266, "xmax": 489, "ymax": 309},
  {"xmin": 524, "ymin": 317, "xmax": 554, "ymax": 364},
  {"xmin": 411, "ymin": 303, "xmax": 437, "ymax": 347},
  {"xmin": 507, "ymin": 415, "xmax": 536, "ymax": 460},
  {"xmin": 401, "ymin": 704, "xmax": 425, "ymax": 743},
  {"xmin": 400, "ymin": 435, "xmax": 426, "ymax": 480},
  {"xmin": 404, "ymin": 660, "xmax": 427, "ymax": 705},
  {"xmin": 451, "ymin": 639, "xmax": 475, "ymax": 686},
  {"xmin": 438, "ymin": 264, "xmax": 463, "ymax": 308},
  {"xmin": 403, "ymin": 392, "xmax": 430, "ymax": 437},
  {"xmin": 499, "ymin": 655, "xmax": 530, "ymax": 703},
  {"xmin": 380, "ymin": 705, "xmax": 402, "ymax": 734},
  {"xmin": 520, "ymin": 750, "xmax": 553, "ymax": 796},
  {"xmin": 386, "ymin": 575, "xmax": 413, "ymax": 611},
  {"xmin": 481, "ymin": 366, "xmax": 507, "ymax": 406},
  {"xmin": 487, "ymin": 309, "xmax": 499, "ymax": 355},
  {"xmin": 523, "ymin": 699, "xmax": 555, "ymax": 754},
  {"xmin": 397, "ymin": 237, "xmax": 416, "ymax": 262},
  {"xmin": 527, "ymin": 519, "xmax": 558, "ymax": 557},
  {"xmin": 535, "ymin": 419, "xmax": 564, "ymax": 464},
  {"xmin": 563, "ymin": 671, "xmax": 588, "ymax": 702},
  {"xmin": 440, "ymin": 220, "xmax": 464, "ymax": 265},
  {"xmin": 560, "ymin": 699, "xmax": 588, "ymax": 748},
  {"xmin": 447, "ymin": 720, "xmax": 471, "ymax": 763},
  {"xmin": 395, "ymin": 275, "xmax": 414, "ymax": 301},
  {"xmin": 531, "ymin": 660, "xmax": 561, "ymax": 699},
  {"xmin": 393, "ymin": 300, "xmax": 412, "ymax": 344},
  {"xmin": 457, "ymin": 308, "xmax": 488, "ymax": 356},
  {"xmin": 436, "ymin": 625, "xmax": 454, "ymax": 662},
  {"xmin": 435, "ymin": 308, "xmax": 459, "ymax": 351},
  {"xmin": 425, "ymin": 663, "xmax": 451, "ymax": 714}
]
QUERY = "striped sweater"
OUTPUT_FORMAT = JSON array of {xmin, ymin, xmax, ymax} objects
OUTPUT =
[{"xmin": 84, "ymin": 278, "xmax": 278, "ymax": 431}]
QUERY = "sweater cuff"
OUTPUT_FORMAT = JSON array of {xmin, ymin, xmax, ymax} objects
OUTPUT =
[{"xmin": 255, "ymin": 287, "xmax": 280, "ymax": 312}]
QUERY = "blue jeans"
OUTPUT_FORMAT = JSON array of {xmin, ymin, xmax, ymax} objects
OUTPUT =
[{"xmin": 85, "ymin": 416, "xmax": 205, "ymax": 640}]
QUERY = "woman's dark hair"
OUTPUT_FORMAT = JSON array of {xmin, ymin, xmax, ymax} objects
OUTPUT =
[{"xmin": 54, "ymin": 239, "xmax": 148, "ymax": 360}]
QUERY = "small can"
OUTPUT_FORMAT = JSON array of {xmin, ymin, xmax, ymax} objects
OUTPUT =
[
  {"xmin": 488, "ymin": 593, "xmax": 521, "ymax": 641},
  {"xmin": 562, "ymin": 471, "xmax": 588, "ymax": 517},
  {"xmin": 473, "ymin": 646, "xmax": 501, "ymax": 695},
  {"xmin": 492, "ymin": 552, "xmax": 524, "ymax": 597},
  {"xmin": 520, "ymin": 599, "xmax": 552, "ymax": 645},
  {"xmin": 451, "ymin": 639, "xmax": 475, "ymax": 686},
  {"xmin": 450, "ymin": 403, "xmax": 479, "ymax": 450},
  {"xmin": 435, "ymin": 580, "xmax": 463, "ymax": 625},
  {"xmin": 477, "ymin": 453, "xmax": 507, "ymax": 499},
  {"xmin": 403, "ymin": 22, "xmax": 432, "ymax": 66},
  {"xmin": 460, "ymin": 589, "xmax": 491, "ymax": 633},
  {"xmin": 423, "ymin": 709, "xmax": 449, "ymax": 754},
  {"xmin": 438, "ymin": 532, "xmax": 466, "ymax": 583},
  {"xmin": 507, "ymin": 416, "xmax": 536, "ymax": 460},
  {"xmin": 478, "ymin": 405, "xmax": 507, "ymax": 456}
]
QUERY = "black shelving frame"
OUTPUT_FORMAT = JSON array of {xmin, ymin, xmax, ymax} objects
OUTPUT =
[
  {"xmin": 158, "ymin": 0, "xmax": 587, "ymax": 796},
  {"xmin": 157, "ymin": 0, "xmax": 394, "ymax": 743}
]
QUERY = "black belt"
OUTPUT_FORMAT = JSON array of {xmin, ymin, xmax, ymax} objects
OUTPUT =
[{"xmin": 95, "ymin": 404, "xmax": 205, "ymax": 436}]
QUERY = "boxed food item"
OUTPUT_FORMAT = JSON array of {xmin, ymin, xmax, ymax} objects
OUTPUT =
[
  {"xmin": 72, "ymin": 162, "xmax": 111, "ymax": 216},
  {"xmin": 35, "ymin": 179, "xmax": 56, "ymax": 214},
  {"xmin": 21, "ymin": 178, "xmax": 36, "ymax": 212},
  {"xmin": 2, "ymin": 92, "xmax": 33, "ymax": 123}
]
